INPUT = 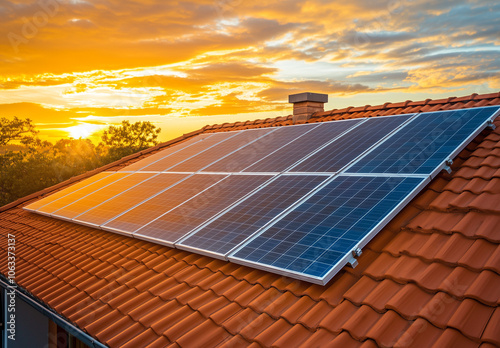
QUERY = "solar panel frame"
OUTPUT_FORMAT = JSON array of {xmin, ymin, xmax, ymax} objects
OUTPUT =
[
  {"xmin": 202, "ymin": 123, "xmax": 322, "ymax": 173},
  {"xmin": 72, "ymin": 173, "xmax": 189, "ymax": 228},
  {"xmin": 133, "ymin": 173, "xmax": 275, "ymax": 247},
  {"xmin": 242, "ymin": 118, "xmax": 366, "ymax": 173},
  {"xmin": 345, "ymin": 106, "xmax": 500, "ymax": 176},
  {"xmin": 175, "ymin": 174, "xmax": 332, "ymax": 260},
  {"xmin": 167, "ymin": 127, "xmax": 277, "ymax": 173},
  {"xmin": 51, "ymin": 172, "xmax": 158, "ymax": 221},
  {"xmin": 288, "ymin": 114, "xmax": 416, "ymax": 173},
  {"xmin": 101, "ymin": 173, "xmax": 229, "ymax": 235},
  {"xmin": 119, "ymin": 133, "xmax": 214, "ymax": 172},
  {"xmin": 139, "ymin": 131, "xmax": 242, "ymax": 172},
  {"xmin": 23, "ymin": 172, "xmax": 115, "ymax": 212},
  {"xmin": 35, "ymin": 172, "xmax": 133, "ymax": 217},
  {"xmin": 229, "ymin": 174, "xmax": 429, "ymax": 285}
]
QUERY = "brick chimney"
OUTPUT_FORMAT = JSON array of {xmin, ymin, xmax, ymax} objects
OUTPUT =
[{"xmin": 289, "ymin": 92, "xmax": 328, "ymax": 123}]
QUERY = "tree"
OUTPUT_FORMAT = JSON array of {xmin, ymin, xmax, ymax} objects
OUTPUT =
[
  {"xmin": 101, "ymin": 120, "xmax": 161, "ymax": 160},
  {"xmin": 0, "ymin": 116, "xmax": 39, "ymax": 147}
]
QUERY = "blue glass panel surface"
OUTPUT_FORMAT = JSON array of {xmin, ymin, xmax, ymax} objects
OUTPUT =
[
  {"xmin": 290, "ymin": 115, "xmax": 412, "ymax": 172},
  {"xmin": 134, "ymin": 175, "xmax": 272, "ymax": 243},
  {"xmin": 179, "ymin": 175, "xmax": 329, "ymax": 256},
  {"xmin": 203, "ymin": 124, "xmax": 319, "ymax": 172},
  {"xmin": 347, "ymin": 107, "xmax": 499, "ymax": 174},
  {"xmin": 244, "ymin": 119, "xmax": 363, "ymax": 172},
  {"xmin": 231, "ymin": 176, "xmax": 424, "ymax": 279}
]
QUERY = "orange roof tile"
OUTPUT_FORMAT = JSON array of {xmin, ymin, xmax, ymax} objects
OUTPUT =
[{"xmin": 1, "ymin": 91, "xmax": 500, "ymax": 347}]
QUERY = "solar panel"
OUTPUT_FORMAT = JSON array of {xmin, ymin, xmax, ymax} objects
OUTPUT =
[
  {"xmin": 346, "ymin": 107, "xmax": 500, "ymax": 175},
  {"xmin": 167, "ymin": 128, "xmax": 275, "ymax": 172},
  {"xmin": 230, "ymin": 175, "xmax": 427, "ymax": 284},
  {"xmin": 139, "ymin": 132, "xmax": 239, "ymax": 172},
  {"xmin": 244, "ymin": 119, "xmax": 364, "ymax": 172},
  {"xmin": 290, "ymin": 114, "xmax": 413, "ymax": 172},
  {"xmin": 203, "ymin": 124, "xmax": 320, "ymax": 172},
  {"xmin": 37, "ymin": 172, "xmax": 131, "ymax": 215},
  {"xmin": 24, "ymin": 172, "xmax": 114, "ymax": 212},
  {"xmin": 73, "ymin": 173, "xmax": 188, "ymax": 227},
  {"xmin": 134, "ymin": 174, "xmax": 272, "ymax": 246},
  {"xmin": 24, "ymin": 106, "xmax": 500, "ymax": 285},
  {"xmin": 120, "ymin": 133, "xmax": 213, "ymax": 172},
  {"xmin": 102, "ymin": 174, "xmax": 227, "ymax": 234},
  {"xmin": 52, "ymin": 173, "xmax": 158, "ymax": 220},
  {"xmin": 177, "ymin": 175, "xmax": 329, "ymax": 258}
]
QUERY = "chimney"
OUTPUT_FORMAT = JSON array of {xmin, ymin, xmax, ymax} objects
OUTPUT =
[{"xmin": 289, "ymin": 92, "xmax": 328, "ymax": 123}]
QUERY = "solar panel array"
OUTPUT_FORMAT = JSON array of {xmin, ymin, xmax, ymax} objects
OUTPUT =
[{"xmin": 25, "ymin": 106, "xmax": 500, "ymax": 284}]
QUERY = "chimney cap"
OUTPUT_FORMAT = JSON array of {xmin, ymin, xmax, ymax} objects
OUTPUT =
[{"xmin": 289, "ymin": 92, "xmax": 328, "ymax": 104}]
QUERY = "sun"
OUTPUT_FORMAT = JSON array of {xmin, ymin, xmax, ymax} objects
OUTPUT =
[{"xmin": 65, "ymin": 123, "xmax": 103, "ymax": 139}]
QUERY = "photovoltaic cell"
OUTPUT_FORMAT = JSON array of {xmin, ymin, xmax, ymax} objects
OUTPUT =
[
  {"xmin": 243, "ymin": 119, "xmax": 363, "ymax": 173},
  {"xmin": 140, "ymin": 132, "xmax": 238, "ymax": 172},
  {"xmin": 230, "ymin": 176, "xmax": 425, "ymax": 283},
  {"xmin": 52, "ymin": 172, "xmax": 157, "ymax": 220},
  {"xmin": 290, "ymin": 115, "xmax": 412, "ymax": 172},
  {"xmin": 102, "ymin": 174, "xmax": 227, "ymax": 234},
  {"xmin": 134, "ymin": 175, "xmax": 272, "ymax": 245},
  {"xmin": 168, "ymin": 128, "xmax": 275, "ymax": 172},
  {"xmin": 178, "ymin": 175, "xmax": 329, "ymax": 258},
  {"xmin": 37, "ymin": 172, "xmax": 131, "ymax": 215},
  {"xmin": 73, "ymin": 173, "xmax": 188, "ymax": 226},
  {"xmin": 203, "ymin": 124, "xmax": 319, "ymax": 172},
  {"xmin": 120, "ymin": 133, "xmax": 213, "ymax": 172},
  {"xmin": 347, "ymin": 107, "xmax": 500, "ymax": 174},
  {"xmin": 24, "ymin": 172, "xmax": 113, "ymax": 211}
]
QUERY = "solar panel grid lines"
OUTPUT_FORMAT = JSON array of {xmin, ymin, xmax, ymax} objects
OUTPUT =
[
  {"xmin": 51, "ymin": 172, "xmax": 159, "ymax": 221},
  {"xmin": 119, "ymin": 133, "xmax": 213, "ymax": 172},
  {"xmin": 36, "ymin": 172, "xmax": 132, "ymax": 215},
  {"xmin": 73, "ymin": 173, "xmax": 189, "ymax": 227},
  {"xmin": 139, "ymin": 131, "xmax": 241, "ymax": 172},
  {"xmin": 176, "ymin": 174, "xmax": 331, "ymax": 260},
  {"xmin": 23, "ymin": 172, "xmax": 114, "ymax": 212},
  {"xmin": 244, "ymin": 118, "xmax": 365, "ymax": 173},
  {"xmin": 203, "ymin": 123, "xmax": 321, "ymax": 173},
  {"xmin": 167, "ymin": 127, "xmax": 277, "ymax": 172},
  {"xmin": 133, "ymin": 174, "xmax": 274, "ymax": 247},
  {"xmin": 23, "ymin": 106, "xmax": 500, "ymax": 285},
  {"xmin": 229, "ymin": 175, "xmax": 427, "ymax": 284},
  {"xmin": 101, "ymin": 173, "xmax": 229, "ymax": 234},
  {"xmin": 290, "ymin": 114, "xmax": 415, "ymax": 173},
  {"xmin": 346, "ymin": 106, "xmax": 500, "ymax": 175}
]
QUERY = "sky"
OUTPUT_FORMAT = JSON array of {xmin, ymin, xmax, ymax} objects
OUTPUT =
[{"xmin": 1, "ymin": 0, "xmax": 499, "ymax": 143}]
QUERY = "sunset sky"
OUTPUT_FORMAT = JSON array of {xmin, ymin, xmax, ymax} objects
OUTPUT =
[{"xmin": 1, "ymin": 0, "xmax": 499, "ymax": 143}]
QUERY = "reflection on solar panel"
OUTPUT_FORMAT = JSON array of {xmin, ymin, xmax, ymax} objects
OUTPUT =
[
  {"xmin": 74, "ymin": 173, "xmax": 188, "ymax": 226},
  {"xmin": 120, "ymin": 133, "xmax": 213, "ymax": 172},
  {"xmin": 244, "ymin": 119, "xmax": 364, "ymax": 172},
  {"xmin": 168, "ymin": 128, "xmax": 275, "ymax": 172},
  {"xmin": 24, "ymin": 172, "xmax": 114, "ymax": 212},
  {"xmin": 52, "ymin": 173, "xmax": 157, "ymax": 220},
  {"xmin": 230, "ymin": 176, "xmax": 426, "ymax": 284},
  {"xmin": 347, "ymin": 107, "xmax": 499, "ymax": 175},
  {"xmin": 102, "ymin": 174, "xmax": 227, "ymax": 234},
  {"xmin": 25, "ymin": 106, "xmax": 500, "ymax": 284},
  {"xmin": 140, "ymin": 132, "xmax": 238, "ymax": 172},
  {"xmin": 37, "ymin": 172, "xmax": 131, "ymax": 215},
  {"xmin": 203, "ymin": 124, "xmax": 320, "ymax": 172},
  {"xmin": 178, "ymin": 175, "xmax": 329, "ymax": 258},
  {"xmin": 290, "ymin": 115, "xmax": 412, "ymax": 172},
  {"xmin": 135, "ymin": 175, "xmax": 272, "ymax": 246}
]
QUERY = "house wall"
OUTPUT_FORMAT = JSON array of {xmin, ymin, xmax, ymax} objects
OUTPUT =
[{"xmin": 2, "ymin": 287, "xmax": 49, "ymax": 348}]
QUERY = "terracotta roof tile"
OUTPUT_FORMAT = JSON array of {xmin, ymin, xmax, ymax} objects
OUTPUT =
[
  {"xmin": 482, "ymin": 307, "xmax": 500, "ymax": 346},
  {"xmin": 298, "ymin": 328, "xmax": 338, "ymax": 348}
]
